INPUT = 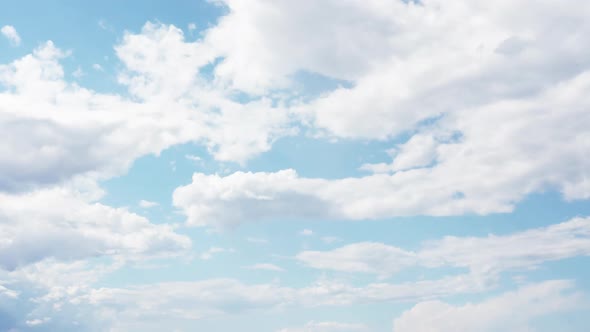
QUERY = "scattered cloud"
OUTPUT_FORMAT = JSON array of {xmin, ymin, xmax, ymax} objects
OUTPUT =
[
  {"xmin": 247, "ymin": 237, "xmax": 269, "ymax": 245},
  {"xmin": 139, "ymin": 199, "xmax": 159, "ymax": 208},
  {"xmin": 200, "ymin": 247, "xmax": 234, "ymax": 260},
  {"xmin": 297, "ymin": 217, "xmax": 590, "ymax": 278},
  {"xmin": 246, "ymin": 263, "xmax": 285, "ymax": 272},
  {"xmin": 300, "ymin": 229, "xmax": 314, "ymax": 236},
  {"xmin": 392, "ymin": 280, "xmax": 582, "ymax": 332},
  {"xmin": 1, "ymin": 25, "xmax": 21, "ymax": 46}
]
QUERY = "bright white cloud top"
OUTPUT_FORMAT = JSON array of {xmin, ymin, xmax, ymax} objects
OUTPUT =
[{"xmin": 0, "ymin": 0, "xmax": 589, "ymax": 331}]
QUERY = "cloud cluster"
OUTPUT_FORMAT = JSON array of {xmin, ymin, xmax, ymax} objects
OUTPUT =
[
  {"xmin": 0, "ymin": 187, "xmax": 191, "ymax": 270},
  {"xmin": 392, "ymin": 280, "xmax": 582, "ymax": 332},
  {"xmin": 174, "ymin": 70, "xmax": 590, "ymax": 227},
  {"xmin": 2, "ymin": 0, "xmax": 590, "ymax": 329},
  {"xmin": 296, "ymin": 217, "xmax": 590, "ymax": 277}
]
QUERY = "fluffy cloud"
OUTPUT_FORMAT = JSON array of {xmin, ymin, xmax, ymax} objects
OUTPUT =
[
  {"xmin": 0, "ymin": 41, "xmax": 198, "ymax": 191},
  {"xmin": 0, "ymin": 25, "xmax": 293, "ymax": 193},
  {"xmin": 297, "ymin": 217, "xmax": 590, "ymax": 277},
  {"xmin": 204, "ymin": 0, "xmax": 398, "ymax": 94},
  {"xmin": 115, "ymin": 22, "xmax": 293, "ymax": 163},
  {"xmin": 392, "ymin": 280, "xmax": 582, "ymax": 332},
  {"xmin": 296, "ymin": 0, "xmax": 590, "ymax": 139},
  {"xmin": 0, "ymin": 187, "xmax": 191, "ymax": 270},
  {"xmin": 174, "ymin": 71, "xmax": 590, "ymax": 226},
  {"xmin": 1, "ymin": 25, "xmax": 21, "ymax": 46}
]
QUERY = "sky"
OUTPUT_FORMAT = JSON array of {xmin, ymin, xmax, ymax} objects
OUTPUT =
[{"xmin": 1, "ymin": 0, "xmax": 590, "ymax": 331}]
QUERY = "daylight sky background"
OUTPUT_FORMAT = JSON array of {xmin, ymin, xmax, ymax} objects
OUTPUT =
[{"xmin": 1, "ymin": 0, "xmax": 590, "ymax": 331}]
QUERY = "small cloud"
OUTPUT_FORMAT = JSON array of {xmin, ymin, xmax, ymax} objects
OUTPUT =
[
  {"xmin": 247, "ymin": 237, "xmax": 269, "ymax": 245},
  {"xmin": 26, "ymin": 317, "xmax": 51, "ymax": 326},
  {"xmin": 200, "ymin": 247, "xmax": 234, "ymax": 260},
  {"xmin": 92, "ymin": 63, "xmax": 104, "ymax": 71},
  {"xmin": 321, "ymin": 236, "xmax": 341, "ymax": 244},
  {"xmin": 98, "ymin": 19, "xmax": 113, "ymax": 31},
  {"xmin": 185, "ymin": 154, "xmax": 202, "ymax": 164},
  {"xmin": 72, "ymin": 66, "xmax": 85, "ymax": 78},
  {"xmin": 170, "ymin": 160, "xmax": 177, "ymax": 172},
  {"xmin": 299, "ymin": 229, "xmax": 314, "ymax": 236},
  {"xmin": 139, "ymin": 200, "xmax": 159, "ymax": 208},
  {"xmin": 1, "ymin": 25, "xmax": 21, "ymax": 46},
  {"xmin": 188, "ymin": 23, "xmax": 197, "ymax": 32},
  {"xmin": 245, "ymin": 263, "xmax": 284, "ymax": 272}
]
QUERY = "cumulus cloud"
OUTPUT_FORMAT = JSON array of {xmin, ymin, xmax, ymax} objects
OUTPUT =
[
  {"xmin": 174, "ymin": 70, "xmax": 590, "ymax": 226},
  {"xmin": 0, "ymin": 25, "xmax": 293, "ymax": 193},
  {"xmin": 297, "ymin": 217, "xmax": 590, "ymax": 277},
  {"xmin": 0, "ymin": 187, "xmax": 191, "ymax": 270},
  {"xmin": 1, "ymin": 25, "xmax": 21, "ymax": 46},
  {"xmin": 392, "ymin": 280, "xmax": 582, "ymax": 332}
]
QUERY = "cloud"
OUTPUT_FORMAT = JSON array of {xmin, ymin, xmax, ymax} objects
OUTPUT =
[
  {"xmin": 300, "ymin": 229, "xmax": 314, "ymax": 236},
  {"xmin": 246, "ymin": 237, "xmax": 269, "ymax": 244},
  {"xmin": 174, "ymin": 69, "xmax": 590, "ymax": 227},
  {"xmin": 277, "ymin": 321, "xmax": 368, "ymax": 332},
  {"xmin": 25, "ymin": 317, "xmax": 51, "ymax": 327},
  {"xmin": 0, "ymin": 30, "xmax": 293, "ymax": 193},
  {"xmin": 71, "ymin": 272, "xmax": 492, "ymax": 330},
  {"xmin": 246, "ymin": 263, "xmax": 284, "ymax": 272},
  {"xmin": 138, "ymin": 199, "xmax": 159, "ymax": 208},
  {"xmin": 0, "ymin": 187, "xmax": 190, "ymax": 270},
  {"xmin": 203, "ymin": 0, "xmax": 397, "ymax": 94},
  {"xmin": 200, "ymin": 247, "xmax": 234, "ymax": 260},
  {"xmin": 296, "ymin": 217, "xmax": 590, "ymax": 277},
  {"xmin": 392, "ymin": 280, "xmax": 583, "ymax": 332},
  {"xmin": 1, "ymin": 25, "xmax": 21, "ymax": 46},
  {"xmin": 115, "ymin": 22, "xmax": 294, "ymax": 162}
]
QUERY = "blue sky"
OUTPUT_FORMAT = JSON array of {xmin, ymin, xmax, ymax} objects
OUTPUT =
[{"xmin": 1, "ymin": 1, "xmax": 590, "ymax": 331}]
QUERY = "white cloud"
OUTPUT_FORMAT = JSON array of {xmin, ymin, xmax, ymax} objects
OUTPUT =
[
  {"xmin": 0, "ymin": 187, "xmax": 190, "ymax": 270},
  {"xmin": 185, "ymin": 154, "xmax": 202, "ymax": 162},
  {"xmin": 174, "ymin": 67, "xmax": 590, "ymax": 227},
  {"xmin": 246, "ymin": 237, "xmax": 269, "ymax": 245},
  {"xmin": 139, "ymin": 199, "xmax": 159, "ymax": 208},
  {"xmin": 202, "ymin": 0, "xmax": 397, "ymax": 94},
  {"xmin": 278, "ymin": 321, "xmax": 368, "ymax": 332},
  {"xmin": 320, "ymin": 236, "xmax": 341, "ymax": 244},
  {"xmin": 1, "ymin": 25, "xmax": 21, "ymax": 46},
  {"xmin": 72, "ymin": 66, "xmax": 85, "ymax": 78},
  {"xmin": 392, "ymin": 280, "xmax": 582, "ymax": 332},
  {"xmin": 25, "ymin": 317, "xmax": 51, "ymax": 326},
  {"xmin": 297, "ymin": 217, "xmax": 590, "ymax": 277},
  {"xmin": 200, "ymin": 246, "xmax": 234, "ymax": 260},
  {"xmin": 300, "ymin": 229, "xmax": 314, "ymax": 236},
  {"xmin": 92, "ymin": 63, "xmax": 103, "ymax": 71},
  {"xmin": 246, "ymin": 263, "xmax": 284, "ymax": 272},
  {"xmin": 115, "ymin": 22, "xmax": 294, "ymax": 163},
  {"xmin": 72, "ymin": 272, "xmax": 492, "ymax": 330},
  {"xmin": 0, "ymin": 32, "xmax": 292, "ymax": 193}
]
